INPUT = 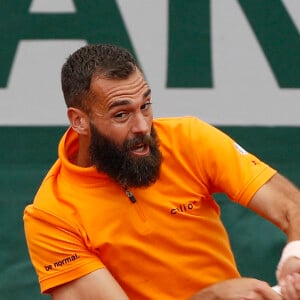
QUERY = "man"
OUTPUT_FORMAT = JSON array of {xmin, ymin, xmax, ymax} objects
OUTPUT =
[{"xmin": 24, "ymin": 44, "xmax": 300, "ymax": 299}]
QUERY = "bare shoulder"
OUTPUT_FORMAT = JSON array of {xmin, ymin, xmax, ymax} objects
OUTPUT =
[{"xmin": 51, "ymin": 268, "xmax": 129, "ymax": 300}]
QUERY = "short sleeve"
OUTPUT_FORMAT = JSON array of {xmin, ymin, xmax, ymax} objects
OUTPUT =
[
  {"xmin": 23, "ymin": 204, "xmax": 104, "ymax": 293},
  {"xmin": 189, "ymin": 117, "xmax": 277, "ymax": 206}
]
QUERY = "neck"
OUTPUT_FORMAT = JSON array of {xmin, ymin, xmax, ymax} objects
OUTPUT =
[{"xmin": 74, "ymin": 135, "xmax": 92, "ymax": 167}]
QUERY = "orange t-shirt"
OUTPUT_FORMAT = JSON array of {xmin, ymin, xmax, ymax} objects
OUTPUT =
[{"xmin": 24, "ymin": 116, "xmax": 276, "ymax": 299}]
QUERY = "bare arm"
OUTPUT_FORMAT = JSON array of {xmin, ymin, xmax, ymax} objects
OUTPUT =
[
  {"xmin": 248, "ymin": 173, "xmax": 300, "ymax": 240},
  {"xmin": 248, "ymin": 173, "xmax": 300, "ymax": 299},
  {"xmin": 51, "ymin": 268, "xmax": 129, "ymax": 300},
  {"xmin": 188, "ymin": 278, "xmax": 282, "ymax": 300}
]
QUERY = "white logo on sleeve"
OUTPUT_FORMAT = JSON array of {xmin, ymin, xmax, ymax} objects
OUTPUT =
[{"xmin": 234, "ymin": 142, "xmax": 248, "ymax": 155}]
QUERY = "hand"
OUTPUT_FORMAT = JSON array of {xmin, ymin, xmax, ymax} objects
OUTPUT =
[
  {"xmin": 279, "ymin": 273, "xmax": 300, "ymax": 300},
  {"xmin": 277, "ymin": 257, "xmax": 300, "ymax": 300},
  {"xmin": 277, "ymin": 257, "xmax": 300, "ymax": 280},
  {"xmin": 188, "ymin": 278, "xmax": 282, "ymax": 300}
]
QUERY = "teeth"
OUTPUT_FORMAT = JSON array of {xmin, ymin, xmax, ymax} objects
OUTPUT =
[{"xmin": 134, "ymin": 145, "xmax": 144, "ymax": 152}]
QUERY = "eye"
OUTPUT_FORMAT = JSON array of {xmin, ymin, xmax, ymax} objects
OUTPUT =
[
  {"xmin": 141, "ymin": 102, "xmax": 152, "ymax": 111},
  {"xmin": 114, "ymin": 111, "xmax": 129, "ymax": 121}
]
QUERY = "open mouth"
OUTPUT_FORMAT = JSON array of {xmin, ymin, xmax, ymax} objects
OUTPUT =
[{"xmin": 130, "ymin": 143, "xmax": 150, "ymax": 156}]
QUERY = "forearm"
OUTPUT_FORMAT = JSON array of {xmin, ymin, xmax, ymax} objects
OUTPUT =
[
  {"xmin": 187, "ymin": 278, "xmax": 282, "ymax": 300},
  {"xmin": 187, "ymin": 287, "xmax": 215, "ymax": 300},
  {"xmin": 284, "ymin": 198, "xmax": 300, "ymax": 242}
]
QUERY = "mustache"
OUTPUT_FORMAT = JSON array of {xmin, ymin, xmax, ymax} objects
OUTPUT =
[{"xmin": 124, "ymin": 134, "xmax": 154, "ymax": 151}]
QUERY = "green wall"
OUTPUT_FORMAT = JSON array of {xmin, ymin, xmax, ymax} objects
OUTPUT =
[{"xmin": 0, "ymin": 126, "xmax": 299, "ymax": 298}]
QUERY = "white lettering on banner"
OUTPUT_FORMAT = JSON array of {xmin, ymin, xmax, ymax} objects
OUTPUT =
[
  {"xmin": 0, "ymin": 0, "xmax": 299, "ymax": 126},
  {"xmin": 30, "ymin": 0, "xmax": 76, "ymax": 13}
]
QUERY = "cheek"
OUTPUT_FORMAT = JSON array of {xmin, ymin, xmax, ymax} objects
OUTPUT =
[
  {"xmin": 93, "ymin": 117, "xmax": 129, "ymax": 143},
  {"xmin": 105, "ymin": 125, "xmax": 130, "ymax": 145},
  {"xmin": 146, "ymin": 114, "xmax": 154, "ymax": 132},
  {"xmin": 146, "ymin": 113, "xmax": 153, "ymax": 125}
]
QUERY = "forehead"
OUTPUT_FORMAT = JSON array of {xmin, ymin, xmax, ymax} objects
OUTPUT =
[{"xmin": 90, "ymin": 69, "xmax": 149, "ymax": 109}]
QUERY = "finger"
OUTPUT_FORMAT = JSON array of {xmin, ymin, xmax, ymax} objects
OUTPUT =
[
  {"xmin": 293, "ymin": 273, "xmax": 300, "ymax": 291},
  {"xmin": 281, "ymin": 275, "xmax": 298, "ymax": 300},
  {"xmin": 254, "ymin": 284, "xmax": 283, "ymax": 300}
]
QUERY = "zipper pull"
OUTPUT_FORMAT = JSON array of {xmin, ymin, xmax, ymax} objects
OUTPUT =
[{"xmin": 125, "ymin": 189, "xmax": 137, "ymax": 203}]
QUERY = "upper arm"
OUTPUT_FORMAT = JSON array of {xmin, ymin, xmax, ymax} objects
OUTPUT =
[
  {"xmin": 51, "ymin": 268, "xmax": 129, "ymax": 300},
  {"xmin": 24, "ymin": 207, "xmax": 108, "ymax": 293},
  {"xmin": 248, "ymin": 173, "xmax": 300, "ymax": 239}
]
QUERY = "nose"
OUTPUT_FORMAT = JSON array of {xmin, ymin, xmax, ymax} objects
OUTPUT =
[{"xmin": 131, "ymin": 112, "xmax": 150, "ymax": 135}]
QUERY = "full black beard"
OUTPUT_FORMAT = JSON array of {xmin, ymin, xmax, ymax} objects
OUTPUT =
[{"xmin": 89, "ymin": 123, "xmax": 162, "ymax": 188}]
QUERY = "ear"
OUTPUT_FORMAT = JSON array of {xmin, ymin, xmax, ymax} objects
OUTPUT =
[{"xmin": 67, "ymin": 107, "xmax": 90, "ymax": 135}]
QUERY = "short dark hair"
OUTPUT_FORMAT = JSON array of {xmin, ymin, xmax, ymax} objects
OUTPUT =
[{"xmin": 61, "ymin": 44, "xmax": 139, "ymax": 111}]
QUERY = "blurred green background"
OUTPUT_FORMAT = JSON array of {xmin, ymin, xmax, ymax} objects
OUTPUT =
[{"xmin": 1, "ymin": 126, "xmax": 298, "ymax": 299}]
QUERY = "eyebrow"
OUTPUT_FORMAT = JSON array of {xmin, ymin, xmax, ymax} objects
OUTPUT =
[
  {"xmin": 108, "ymin": 89, "xmax": 151, "ymax": 110},
  {"xmin": 143, "ymin": 89, "xmax": 151, "ymax": 99}
]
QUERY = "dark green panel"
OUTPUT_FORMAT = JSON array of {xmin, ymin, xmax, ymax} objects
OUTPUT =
[
  {"xmin": 238, "ymin": 0, "xmax": 300, "ymax": 88},
  {"xmin": 0, "ymin": 126, "xmax": 66, "ymax": 299},
  {"xmin": 1, "ymin": 126, "xmax": 299, "ymax": 297},
  {"xmin": 167, "ymin": 0, "xmax": 212, "ymax": 87}
]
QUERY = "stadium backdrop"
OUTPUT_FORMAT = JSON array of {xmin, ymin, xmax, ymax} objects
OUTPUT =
[{"xmin": 0, "ymin": 1, "xmax": 299, "ymax": 298}]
